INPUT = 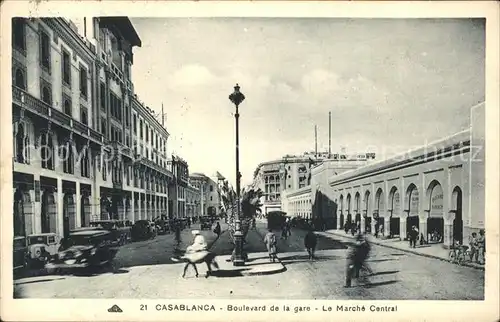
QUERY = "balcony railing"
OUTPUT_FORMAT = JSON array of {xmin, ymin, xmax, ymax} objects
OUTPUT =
[{"xmin": 12, "ymin": 86, "xmax": 103, "ymax": 144}]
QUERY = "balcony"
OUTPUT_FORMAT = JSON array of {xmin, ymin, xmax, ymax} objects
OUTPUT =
[
  {"xmin": 110, "ymin": 140, "xmax": 132, "ymax": 159},
  {"xmin": 136, "ymin": 156, "xmax": 173, "ymax": 179},
  {"xmin": 12, "ymin": 86, "xmax": 103, "ymax": 144}
]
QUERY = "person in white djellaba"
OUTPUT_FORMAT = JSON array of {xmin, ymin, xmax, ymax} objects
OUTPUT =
[{"xmin": 181, "ymin": 230, "xmax": 219, "ymax": 278}]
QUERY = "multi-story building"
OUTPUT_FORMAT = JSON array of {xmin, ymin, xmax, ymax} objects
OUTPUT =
[
  {"xmin": 189, "ymin": 172, "xmax": 225, "ymax": 217},
  {"xmin": 185, "ymin": 182, "xmax": 201, "ymax": 219},
  {"xmin": 167, "ymin": 155, "xmax": 189, "ymax": 219},
  {"xmin": 281, "ymin": 103, "xmax": 485, "ymax": 250},
  {"xmin": 11, "ymin": 17, "xmax": 173, "ymax": 239},
  {"xmin": 252, "ymin": 152, "xmax": 375, "ymax": 214}
]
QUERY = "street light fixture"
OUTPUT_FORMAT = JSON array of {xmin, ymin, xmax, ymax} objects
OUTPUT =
[{"xmin": 229, "ymin": 83, "xmax": 245, "ymax": 266}]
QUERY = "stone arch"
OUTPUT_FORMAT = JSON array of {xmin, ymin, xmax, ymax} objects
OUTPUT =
[
  {"xmin": 388, "ymin": 186, "xmax": 401, "ymax": 237},
  {"xmin": 426, "ymin": 180, "xmax": 445, "ymax": 244},
  {"xmin": 346, "ymin": 193, "xmax": 352, "ymax": 223},
  {"xmin": 339, "ymin": 194, "xmax": 344, "ymax": 229},
  {"xmin": 405, "ymin": 183, "xmax": 420, "ymax": 237},
  {"xmin": 354, "ymin": 191, "xmax": 361, "ymax": 224},
  {"xmin": 40, "ymin": 130, "xmax": 55, "ymax": 170},
  {"xmin": 13, "ymin": 189, "xmax": 27, "ymax": 236},
  {"xmin": 15, "ymin": 122, "xmax": 26, "ymax": 163},
  {"xmin": 364, "ymin": 190, "xmax": 372, "ymax": 233}
]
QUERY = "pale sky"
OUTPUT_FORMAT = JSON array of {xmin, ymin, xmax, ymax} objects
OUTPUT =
[{"xmin": 129, "ymin": 18, "xmax": 485, "ymax": 187}]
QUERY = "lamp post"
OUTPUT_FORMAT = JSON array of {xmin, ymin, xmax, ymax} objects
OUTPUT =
[{"xmin": 229, "ymin": 83, "xmax": 245, "ymax": 266}]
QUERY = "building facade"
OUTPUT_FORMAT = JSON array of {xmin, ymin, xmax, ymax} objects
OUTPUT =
[
  {"xmin": 281, "ymin": 103, "xmax": 485, "ymax": 249},
  {"xmin": 189, "ymin": 172, "xmax": 224, "ymax": 217},
  {"xmin": 11, "ymin": 17, "xmax": 173, "ymax": 239},
  {"xmin": 252, "ymin": 152, "xmax": 375, "ymax": 214},
  {"xmin": 167, "ymin": 156, "xmax": 189, "ymax": 219}
]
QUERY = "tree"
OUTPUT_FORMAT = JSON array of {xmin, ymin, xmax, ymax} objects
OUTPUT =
[{"xmin": 219, "ymin": 180, "xmax": 263, "ymax": 243}]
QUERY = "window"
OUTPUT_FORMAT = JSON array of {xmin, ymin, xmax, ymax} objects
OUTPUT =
[
  {"xmin": 40, "ymin": 30, "xmax": 51, "ymax": 70},
  {"xmin": 63, "ymin": 98, "xmax": 72, "ymax": 116},
  {"xmin": 145, "ymin": 125, "xmax": 149, "ymax": 141},
  {"xmin": 14, "ymin": 68, "xmax": 26, "ymax": 89},
  {"xmin": 79, "ymin": 66, "xmax": 88, "ymax": 99},
  {"xmin": 12, "ymin": 18, "xmax": 26, "ymax": 52},
  {"xmin": 62, "ymin": 141, "xmax": 74, "ymax": 174},
  {"xmin": 101, "ymin": 120, "xmax": 106, "ymax": 135},
  {"xmin": 102, "ymin": 159, "xmax": 107, "ymax": 181},
  {"xmin": 80, "ymin": 147, "xmax": 90, "ymax": 178},
  {"xmin": 80, "ymin": 107, "xmax": 88, "ymax": 125},
  {"xmin": 139, "ymin": 120, "xmax": 143, "ymax": 139},
  {"xmin": 15, "ymin": 122, "xmax": 28, "ymax": 164},
  {"xmin": 125, "ymin": 105, "xmax": 129, "ymax": 126},
  {"xmin": 41, "ymin": 85, "xmax": 52, "ymax": 105},
  {"xmin": 210, "ymin": 185, "xmax": 213, "ymax": 192},
  {"xmin": 40, "ymin": 132, "xmax": 54, "ymax": 170},
  {"xmin": 133, "ymin": 114, "xmax": 137, "ymax": 134},
  {"xmin": 210, "ymin": 196, "xmax": 213, "ymax": 201},
  {"xmin": 100, "ymin": 83, "xmax": 106, "ymax": 110},
  {"xmin": 62, "ymin": 50, "xmax": 71, "ymax": 86}
]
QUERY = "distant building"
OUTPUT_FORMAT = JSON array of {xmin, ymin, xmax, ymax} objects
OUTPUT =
[
  {"xmin": 252, "ymin": 152, "xmax": 375, "ymax": 214},
  {"xmin": 167, "ymin": 155, "xmax": 189, "ymax": 219},
  {"xmin": 189, "ymin": 172, "xmax": 225, "ymax": 217}
]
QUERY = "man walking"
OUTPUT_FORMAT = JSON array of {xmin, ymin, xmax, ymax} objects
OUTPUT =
[{"xmin": 304, "ymin": 227, "xmax": 318, "ymax": 260}]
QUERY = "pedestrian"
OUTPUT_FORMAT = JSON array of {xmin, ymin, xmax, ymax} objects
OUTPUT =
[
  {"xmin": 409, "ymin": 225, "xmax": 419, "ymax": 248},
  {"xmin": 264, "ymin": 229, "xmax": 278, "ymax": 262},
  {"xmin": 213, "ymin": 221, "xmax": 221, "ymax": 238},
  {"xmin": 477, "ymin": 229, "xmax": 485, "ymax": 264},
  {"xmin": 345, "ymin": 234, "xmax": 371, "ymax": 287},
  {"xmin": 304, "ymin": 227, "xmax": 318, "ymax": 260},
  {"xmin": 469, "ymin": 232, "xmax": 479, "ymax": 262},
  {"xmin": 181, "ymin": 230, "xmax": 219, "ymax": 278}
]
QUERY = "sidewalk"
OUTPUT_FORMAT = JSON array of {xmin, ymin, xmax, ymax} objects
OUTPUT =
[
  {"xmin": 209, "ymin": 227, "xmax": 286, "ymax": 276},
  {"xmin": 319, "ymin": 229, "xmax": 485, "ymax": 271}
]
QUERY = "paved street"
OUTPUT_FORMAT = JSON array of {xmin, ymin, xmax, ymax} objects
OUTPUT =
[{"xmin": 14, "ymin": 221, "xmax": 484, "ymax": 300}]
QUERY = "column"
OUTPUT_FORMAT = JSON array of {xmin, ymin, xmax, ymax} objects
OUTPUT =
[
  {"xmin": 443, "ymin": 219, "xmax": 453, "ymax": 249},
  {"xmin": 383, "ymin": 214, "xmax": 390, "ymax": 237},
  {"xmin": 419, "ymin": 214, "xmax": 428, "ymax": 243},
  {"xmin": 57, "ymin": 178, "xmax": 64, "ymax": 239},
  {"xmin": 400, "ymin": 216, "xmax": 407, "ymax": 240},
  {"xmin": 371, "ymin": 214, "xmax": 377, "ymax": 236},
  {"xmin": 33, "ymin": 173, "xmax": 41, "ymax": 234},
  {"xmin": 92, "ymin": 180, "xmax": 100, "ymax": 222},
  {"xmin": 131, "ymin": 194, "xmax": 135, "ymax": 222},
  {"xmin": 200, "ymin": 183, "xmax": 204, "ymax": 216},
  {"xmin": 360, "ymin": 214, "xmax": 365, "ymax": 234},
  {"xmin": 76, "ymin": 181, "xmax": 81, "ymax": 228}
]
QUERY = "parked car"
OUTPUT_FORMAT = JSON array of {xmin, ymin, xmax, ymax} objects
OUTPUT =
[
  {"xmin": 26, "ymin": 233, "xmax": 60, "ymax": 268},
  {"xmin": 200, "ymin": 217, "xmax": 212, "ymax": 230},
  {"xmin": 154, "ymin": 218, "xmax": 169, "ymax": 235},
  {"xmin": 131, "ymin": 220, "xmax": 156, "ymax": 241},
  {"xmin": 89, "ymin": 220, "xmax": 132, "ymax": 246},
  {"xmin": 13, "ymin": 236, "xmax": 28, "ymax": 272},
  {"xmin": 45, "ymin": 230, "xmax": 117, "ymax": 273}
]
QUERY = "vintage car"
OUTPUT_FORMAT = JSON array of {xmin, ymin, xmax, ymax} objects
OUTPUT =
[
  {"xmin": 200, "ymin": 217, "xmax": 212, "ymax": 230},
  {"xmin": 26, "ymin": 233, "xmax": 60, "ymax": 268},
  {"xmin": 89, "ymin": 220, "xmax": 132, "ymax": 246},
  {"xmin": 13, "ymin": 236, "xmax": 28, "ymax": 272},
  {"xmin": 45, "ymin": 230, "xmax": 117, "ymax": 273},
  {"xmin": 131, "ymin": 220, "xmax": 156, "ymax": 241}
]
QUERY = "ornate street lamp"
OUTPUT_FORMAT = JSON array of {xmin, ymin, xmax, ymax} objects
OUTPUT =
[{"xmin": 229, "ymin": 83, "xmax": 245, "ymax": 266}]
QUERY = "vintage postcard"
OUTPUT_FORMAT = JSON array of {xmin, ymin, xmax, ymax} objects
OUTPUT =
[{"xmin": 0, "ymin": 1, "xmax": 499, "ymax": 321}]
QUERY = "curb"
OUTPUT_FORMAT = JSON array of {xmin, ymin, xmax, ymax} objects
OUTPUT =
[
  {"xmin": 216, "ymin": 226, "xmax": 287, "ymax": 276},
  {"xmin": 322, "ymin": 230, "xmax": 485, "ymax": 271},
  {"xmin": 242, "ymin": 265, "xmax": 287, "ymax": 276}
]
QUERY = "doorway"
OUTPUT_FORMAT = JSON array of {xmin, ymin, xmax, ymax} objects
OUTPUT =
[{"xmin": 452, "ymin": 187, "xmax": 463, "ymax": 244}]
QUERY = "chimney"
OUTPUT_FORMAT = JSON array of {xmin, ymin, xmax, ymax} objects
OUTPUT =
[
  {"xmin": 328, "ymin": 111, "xmax": 332, "ymax": 158},
  {"xmin": 314, "ymin": 125, "xmax": 318, "ymax": 158}
]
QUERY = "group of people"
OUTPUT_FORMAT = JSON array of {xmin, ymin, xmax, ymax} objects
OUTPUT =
[
  {"xmin": 263, "ymin": 225, "xmax": 318, "ymax": 262},
  {"xmin": 467, "ymin": 229, "xmax": 486, "ymax": 264},
  {"xmin": 344, "ymin": 220, "xmax": 361, "ymax": 236}
]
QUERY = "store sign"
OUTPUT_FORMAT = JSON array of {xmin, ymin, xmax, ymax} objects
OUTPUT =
[
  {"xmin": 430, "ymin": 184, "xmax": 444, "ymax": 216},
  {"xmin": 409, "ymin": 189, "xmax": 419, "ymax": 216},
  {"xmin": 392, "ymin": 191, "xmax": 400, "ymax": 215}
]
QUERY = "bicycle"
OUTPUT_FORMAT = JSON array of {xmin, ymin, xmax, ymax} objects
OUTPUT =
[{"xmin": 448, "ymin": 245, "xmax": 470, "ymax": 265}]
